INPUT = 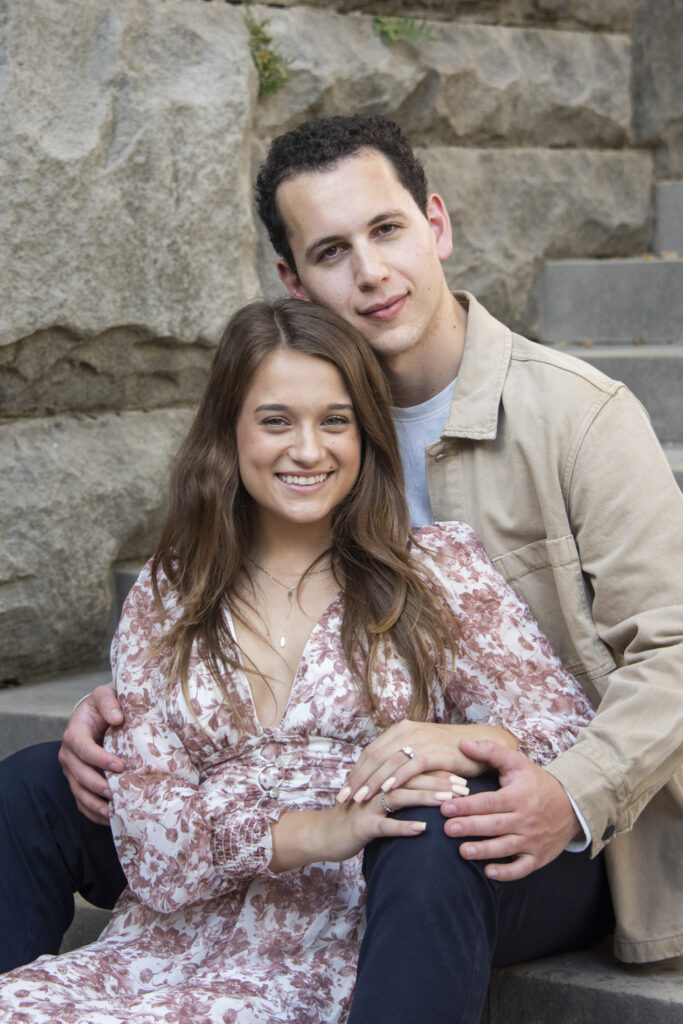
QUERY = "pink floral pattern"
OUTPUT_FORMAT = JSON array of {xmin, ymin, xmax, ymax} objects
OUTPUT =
[{"xmin": 0, "ymin": 523, "xmax": 593, "ymax": 1023}]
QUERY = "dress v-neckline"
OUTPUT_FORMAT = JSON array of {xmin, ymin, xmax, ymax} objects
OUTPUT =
[{"xmin": 224, "ymin": 592, "xmax": 344, "ymax": 733}]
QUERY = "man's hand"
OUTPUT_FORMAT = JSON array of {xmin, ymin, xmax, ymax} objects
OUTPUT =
[
  {"xmin": 58, "ymin": 685, "xmax": 125, "ymax": 824},
  {"xmin": 441, "ymin": 739, "xmax": 582, "ymax": 881}
]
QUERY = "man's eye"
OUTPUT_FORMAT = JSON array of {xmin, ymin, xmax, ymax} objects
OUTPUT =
[
  {"xmin": 376, "ymin": 223, "xmax": 398, "ymax": 237},
  {"xmin": 319, "ymin": 244, "xmax": 342, "ymax": 262}
]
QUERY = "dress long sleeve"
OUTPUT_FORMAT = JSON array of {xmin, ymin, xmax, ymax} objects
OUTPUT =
[
  {"xmin": 104, "ymin": 563, "xmax": 277, "ymax": 913},
  {"xmin": 415, "ymin": 522, "xmax": 595, "ymax": 763}
]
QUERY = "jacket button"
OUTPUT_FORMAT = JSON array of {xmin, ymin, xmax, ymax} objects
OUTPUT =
[{"xmin": 601, "ymin": 824, "xmax": 615, "ymax": 841}]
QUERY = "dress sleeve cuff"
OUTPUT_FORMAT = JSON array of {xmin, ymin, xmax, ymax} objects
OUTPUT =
[{"xmin": 210, "ymin": 811, "xmax": 274, "ymax": 878}]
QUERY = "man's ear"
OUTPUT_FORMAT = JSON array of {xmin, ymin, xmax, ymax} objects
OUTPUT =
[
  {"xmin": 426, "ymin": 193, "xmax": 453, "ymax": 262},
  {"xmin": 277, "ymin": 259, "xmax": 311, "ymax": 301}
]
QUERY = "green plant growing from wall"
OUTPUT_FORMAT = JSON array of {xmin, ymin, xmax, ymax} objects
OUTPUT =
[
  {"xmin": 373, "ymin": 16, "xmax": 437, "ymax": 48},
  {"xmin": 244, "ymin": 7, "xmax": 291, "ymax": 98}
]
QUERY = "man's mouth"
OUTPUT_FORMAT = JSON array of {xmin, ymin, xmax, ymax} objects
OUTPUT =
[
  {"xmin": 277, "ymin": 473, "xmax": 331, "ymax": 486},
  {"xmin": 360, "ymin": 294, "xmax": 407, "ymax": 320}
]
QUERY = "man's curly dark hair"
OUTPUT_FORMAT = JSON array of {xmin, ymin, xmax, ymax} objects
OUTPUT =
[{"xmin": 255, "ymin": 114, "xmax": 429, "ymax": 273}]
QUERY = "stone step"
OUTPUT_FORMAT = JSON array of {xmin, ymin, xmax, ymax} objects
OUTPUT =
[
  {"xmin": 60, "ymin": 895, "xmax": 112, "ymax": 954},
  {"xmin": 554, "ymin": 344, "xmax": 683, "ymax": 445},
  {"xmin": 539, "ymin": 258, "xmax": 683, "ymax": 344},
  {"xmin": 654, "ymin": 182, "xmax": 683, "ymax": 254},
  {"xmin": 485, "ymin": 942, "xmax": 683, "ymax": 1023},
  {"xmin": 664, "ymin": 443, "xmax": 683, "ymax": 490},
  {"xmin": 0, "ymin": 668, "xmax": 110, "ymax": 762}
]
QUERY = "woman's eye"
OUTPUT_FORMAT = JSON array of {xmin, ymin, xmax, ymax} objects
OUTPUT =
[
  {"xmin": 261, "ymin": 417, "xmax": 287, "ymax": 427},
  {"xmin": 324, "ymin": 415, "xmax": 349, "ymax": 426}
]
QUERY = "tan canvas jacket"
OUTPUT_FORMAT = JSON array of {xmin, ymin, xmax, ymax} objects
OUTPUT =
[{"xmin": 425, "ymin": 294, "xmax": 683, "ymax": 963}]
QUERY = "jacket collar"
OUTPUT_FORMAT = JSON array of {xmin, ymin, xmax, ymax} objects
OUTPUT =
[{"xmin": 441, "ymin": 292, "xmax": 512, "ymax": 441}]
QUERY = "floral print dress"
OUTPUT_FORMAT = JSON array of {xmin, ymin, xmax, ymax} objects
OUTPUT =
[{"xmin": 0, "ymin": 523, "xmax": 594, "ymax": 1024}]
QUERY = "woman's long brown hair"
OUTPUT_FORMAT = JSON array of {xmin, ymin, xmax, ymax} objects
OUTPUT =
[{"xmin": 152, "ymin": 298, "xmax": 458, "ymax": 726}]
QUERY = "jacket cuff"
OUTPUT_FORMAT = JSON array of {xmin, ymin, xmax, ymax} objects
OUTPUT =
[{"xmin": 544, "ymin": 737, "xmax": 630, "ymax": 855}]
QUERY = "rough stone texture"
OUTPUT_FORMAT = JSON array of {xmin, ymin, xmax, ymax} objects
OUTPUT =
[
  {"xmin": 252, "ymin": 7, "xmax": 631, "ymax": 148},
  {"xmin": 0, "ymin": 408, "xmax": 192, "ymax": 680},
  {"xmin": 0, "ymin": 325, "xmax": 216, "ymax": 419},
  {"xmin": 632, "ymin": 0, "xmax": 683, "ymax": 177},
  {"xmin": 421, "ymin": 149, "xmax": 652, "ymax": 334},
  {"xmin": 268, "ymin": 0, "xmax": 633, "ymax": 32},
  {"xmin": 0, "ymin": 0, "xmax": 260, "ymax": 357}
]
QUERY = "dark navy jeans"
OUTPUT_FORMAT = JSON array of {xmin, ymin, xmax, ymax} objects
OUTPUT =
[
  {"xmin": 0, "ymin": 741, "xmax": 125, "ymax": 972},
  {"xmin": 348, "ymin": 775, "xmax": 614, "ymax": 1024}
]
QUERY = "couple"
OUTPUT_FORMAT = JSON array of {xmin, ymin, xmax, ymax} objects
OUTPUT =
[
  {"xmin": 0, "ymin": 115, "xmax": 681, "ymax": 1019},
  {"xmin": 0, "ymin": 296, "xmax": 600, "ymax": 1022}
]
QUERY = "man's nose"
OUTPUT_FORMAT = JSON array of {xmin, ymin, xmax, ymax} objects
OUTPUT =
[{"xmin": 353, "ymin": 245, "xmax": 389, "ymax": 289}]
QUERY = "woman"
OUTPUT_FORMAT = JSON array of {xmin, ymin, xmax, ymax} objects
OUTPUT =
[{"xmin": 0, "ymin": 299, "xmax": 594, "ymax": 1023}]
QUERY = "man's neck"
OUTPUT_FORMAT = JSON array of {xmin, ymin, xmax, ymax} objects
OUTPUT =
[{"xmin": 383, "ymin": 294, "xmax": 468, "ymax": 408}]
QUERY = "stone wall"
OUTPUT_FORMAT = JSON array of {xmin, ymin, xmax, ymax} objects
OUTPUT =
[{"xmin": 0, "ymin": 0, "xmax": 679, "ymax": 680}]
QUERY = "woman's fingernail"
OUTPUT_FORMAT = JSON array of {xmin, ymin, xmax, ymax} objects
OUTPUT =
[
  {"xmin": 411, "ymin": 821, "xmax": 427, "ymax": 833},
  {"xmin": 450, "ymin": 775, "xmax": 468, "ymax": 786},
  {"xmin": 451, "ymin": 784, "xmax": 470, "ymax": 797},
  {"xmin": 337, "ymin": 786, "xmax": 352, "ymax": 804},
  {"xmin": 353, "ymin": 786, "xmax": 369, "ymax": 803},
  {"xmin": 380, "ymin": 777, "xmax": 396, "ymax": 793},
  {"xmin": 435, "ymin": 791, "xmax": 453, "ymax": 801}
]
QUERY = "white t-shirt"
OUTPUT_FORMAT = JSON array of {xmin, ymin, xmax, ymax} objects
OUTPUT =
[{"xmin": 392, "ymin": 376, "xmax": 457, "ymax": 527}]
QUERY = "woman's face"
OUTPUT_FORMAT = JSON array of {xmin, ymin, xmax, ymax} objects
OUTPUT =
[{"xmin": 235, "ymin": 349, "xmax": 362, "ymax": 535}]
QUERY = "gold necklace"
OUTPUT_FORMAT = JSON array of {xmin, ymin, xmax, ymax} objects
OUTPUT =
[{"xmin": 248, "ymin": 558, "xmax": 330, "ymax": 649}]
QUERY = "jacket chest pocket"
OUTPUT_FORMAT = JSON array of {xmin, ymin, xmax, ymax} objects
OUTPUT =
[{"xmin": 493, "ymin": 534, "xmax": 615, "ymax": 705}]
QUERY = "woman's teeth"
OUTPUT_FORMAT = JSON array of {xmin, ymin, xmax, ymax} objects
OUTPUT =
[{"xmin": 278, "ymin": 473, "xmax": 328, "ymax": 486}]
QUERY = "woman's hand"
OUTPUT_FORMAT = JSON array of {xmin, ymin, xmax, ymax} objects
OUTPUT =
[
  {"xmin": 336, "ymin": 721, "xmax": 520, "ymax": 805},
  {"xmin": 270, "ymin": 786, "xmax": 440, "ymax": 873}
]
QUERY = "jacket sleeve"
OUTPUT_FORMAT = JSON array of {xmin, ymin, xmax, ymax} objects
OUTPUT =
[
  {"xmin": 422, "ymin": 523, "xmax": 595, "ymax": 765},
  {"xmin": 104, "ymin": 564, "xmax": 277, "ymax": 913},
  {"xmin": 541, "ymin": 386, "xmax": 683, "ymax": 853}
]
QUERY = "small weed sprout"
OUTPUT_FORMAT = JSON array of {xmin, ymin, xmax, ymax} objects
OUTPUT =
[
  {"xmin": 244, "ymin": 8, "xmax": 291, "ymax": 98},
  {"xmin": 373, "ymin": 16, "xmax": 437, "ymax": 48}
]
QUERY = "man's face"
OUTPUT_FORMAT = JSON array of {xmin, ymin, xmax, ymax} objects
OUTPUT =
[{"xmin": 275, "ymin": 149, "xmax": 454, "ymax": 373}]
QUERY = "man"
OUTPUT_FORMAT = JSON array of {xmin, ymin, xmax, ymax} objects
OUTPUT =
[{"xmin": 1, "ymin": 116, "xmax": 681, "ymax": 1018}]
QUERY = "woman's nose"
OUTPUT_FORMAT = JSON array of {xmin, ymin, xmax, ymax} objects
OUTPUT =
[{"xmin": 289, "ymin": 426, "xmax": 325, "ymax": 464}]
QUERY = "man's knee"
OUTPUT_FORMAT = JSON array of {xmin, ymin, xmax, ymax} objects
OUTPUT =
[{"xmin": 0, "ymin": 741, "xmax": 67, "ymax": 814}]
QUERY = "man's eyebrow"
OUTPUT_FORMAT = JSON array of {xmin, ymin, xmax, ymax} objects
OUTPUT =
[{"xmin": 304, "ymin": 209, "xmax": 406, "ymax": 262}]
